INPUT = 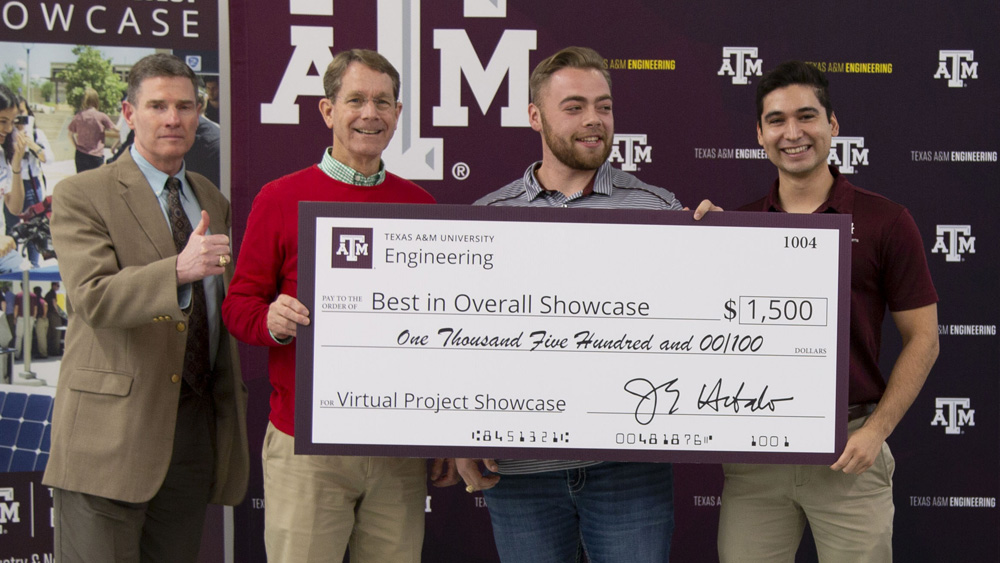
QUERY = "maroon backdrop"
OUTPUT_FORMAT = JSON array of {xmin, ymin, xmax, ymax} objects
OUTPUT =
[
  {"xmin": 6, "ymin": 1, "xmax": 992, "ymax": 562},
  {"xmin": 228, "ymin": 2, "xmax": 997, "ymax": 561}
]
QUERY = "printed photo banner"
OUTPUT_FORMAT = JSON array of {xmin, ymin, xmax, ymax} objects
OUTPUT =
[{"xmin": 0, "ymin": 1, "xmax": 222, "ymax": 562}]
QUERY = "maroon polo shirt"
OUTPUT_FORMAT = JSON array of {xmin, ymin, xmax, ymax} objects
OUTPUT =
[{"xmin": 740, "ymin": 166, "xmax": 938, "ymax": 404}]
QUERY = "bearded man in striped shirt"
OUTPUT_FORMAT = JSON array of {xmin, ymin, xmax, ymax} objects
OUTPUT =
[{"xmin": 461, "ymin": 45, "xmax": 716, "ymax": 563}]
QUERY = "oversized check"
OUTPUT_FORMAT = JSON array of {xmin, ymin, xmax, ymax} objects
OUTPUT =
[{"xmin": 295, "ymin": 204, "xmax": 851, "ymax": 464}]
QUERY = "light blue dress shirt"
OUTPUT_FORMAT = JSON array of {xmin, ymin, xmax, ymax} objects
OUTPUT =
[{"xmin": 130, "ymin": 145, "xmax": 222, "ymax": 367}]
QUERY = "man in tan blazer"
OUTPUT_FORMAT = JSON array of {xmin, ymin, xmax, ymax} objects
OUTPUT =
[{"xmin": 43, "ymin": 53, "xmax": 249, "ymax": 562}]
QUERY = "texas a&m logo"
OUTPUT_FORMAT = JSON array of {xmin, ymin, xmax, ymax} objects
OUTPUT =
[
  {"xmin": 0, "ymin": 487, "xmax": 20, "ymax": 527},
  {"xmin": 931, "ymin": 225, "xmax": 975, "ymax": 262},
  {"xmin": 934, "ymin": 50, "xmax": 978, "ymax": 88},
  {"xmin": 931, "ymin": 398, "xmax": 975, "ymax": 435},
  {"xmin": 609, "ymin": 134, "xmax": 652, "ymax": 171},
  {"xmin": 332, "ymin": 228, "xmax": 373, "ymax": 269},
  {"xmin": 718, "ymin": 47, "xmax": 762, "ymax": 85},
  {"xmin": 260, "ymin": 0, "xmax": 537, "ymax": 180},
  {"xmin": 828, "ymin": 137, "xmax": 868, "ymax": 174}
]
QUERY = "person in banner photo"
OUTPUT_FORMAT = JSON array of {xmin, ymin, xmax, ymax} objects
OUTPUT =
[
  {"xmin": 14, "ymin": 283, "xmax": 42, "ymax": 360},
  {"xmin": 43, "ymin": 53, "xmax": 249, "ymax": 563},
  {"xmin": 185, "ymin": 86, "xmax": 222, "ymax": 188},
  {"xmin": 0, "ymin": 85, "xmax": 28, "ymax": 273},
  {"xmin": 32, "ymin": 286, "xmax": 48, "ymax": 358},
  {"xmin": 717, "ymin": 61, "xmax": 940, "ymax": 563},
  {"xmin": 223, "ymin": 48, "xmax": 457, "ymax": 563},
  {"xmin": 68, "ymin": 86, "xmax": 118, "ymax": 173},
  {"xmin": 1, "ymin": 282, "xmax": 14, "ymax": 346},
  {"xmin": 12, "ymin": 96, "xmax": 54, "ymax": 268},
  {"xmin": 203, "ymin": 75, "xmax": 221, "ymax": 124},
  {"xmin": 45, "ymin": 281, "xmax": 65, "ymax": 356},
  {"xmin": 459, "ymin": 46, "xmax": 717, "ymax": 563}
]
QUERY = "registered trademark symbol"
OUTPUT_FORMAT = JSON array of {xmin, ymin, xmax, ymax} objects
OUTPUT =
[{"xmin": 452, "ymin": 162, "xmax": 470, "ymax": 180}]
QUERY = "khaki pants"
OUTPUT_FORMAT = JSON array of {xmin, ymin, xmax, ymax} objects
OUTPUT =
[
  {"xmin": 718, "ymin": 417, "xmax": 895, "ymax": 563},
  {"xmin": 262, "ymin": 422, "xmax": 428, "ymax": 562}
]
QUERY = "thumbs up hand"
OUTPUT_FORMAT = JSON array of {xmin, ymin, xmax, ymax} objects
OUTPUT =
[{"xmin": 176, "ymin": 210, "xmax": 232, "ymax": 285}]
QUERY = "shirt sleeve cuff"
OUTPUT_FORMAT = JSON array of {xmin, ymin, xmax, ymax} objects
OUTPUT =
[
  {"xmin": 269, "ymin": 328, "xmax": 293, "ymax": 345},
  {"xmin": 177, "ymin": 283, "xmax": 192, "ymax": 310}
]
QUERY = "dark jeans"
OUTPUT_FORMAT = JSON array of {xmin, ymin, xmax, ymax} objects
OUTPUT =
[{"xmin": 482, "ymin": 461, "xmax": 675, "ymax": 562}]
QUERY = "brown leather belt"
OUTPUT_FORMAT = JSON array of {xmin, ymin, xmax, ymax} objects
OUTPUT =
[{"xmin": 848, "ymin": 403, "xmax": 876, "ymax": 421}]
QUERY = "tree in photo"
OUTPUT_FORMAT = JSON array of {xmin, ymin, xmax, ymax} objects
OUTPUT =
[
  {"xmin": 39, "ymin": 80, "xmax": 55, "ymax": 103},
  {"xmin": 1, "ymin": 64, "xmax": 24, "ymax": 94},
  {"xmin": 61, "ymin": 46, "xmax": 126, "ymax": 112}
]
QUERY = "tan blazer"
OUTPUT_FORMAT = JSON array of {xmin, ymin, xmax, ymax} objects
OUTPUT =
[{"xmin": 42, "ymin": 151, "xmax": 249, "ymax": 505}]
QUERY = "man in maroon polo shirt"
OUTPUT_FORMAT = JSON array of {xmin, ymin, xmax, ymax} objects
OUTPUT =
[{"xmin": 717, "ymin": 61, "xmax": 940, "ymax": 562}]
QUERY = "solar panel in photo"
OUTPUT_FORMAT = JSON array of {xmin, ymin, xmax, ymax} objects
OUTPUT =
[{"xmin": 0, "ymin": 391, "xmax": 54, "ymax": 472}]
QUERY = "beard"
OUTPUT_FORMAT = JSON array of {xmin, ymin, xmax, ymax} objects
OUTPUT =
[{"xmin": 540, "ymin": 115, "xmax": 613, "ymax": 171}]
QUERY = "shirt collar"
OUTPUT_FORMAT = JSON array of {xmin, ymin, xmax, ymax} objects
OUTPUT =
[
  {"xmin": 764, "ymin": 165, "xmax": 855, "ymax": 214},
  {"xmin": 522, "ymin": 161, "xmax": 615, "ymax": 202},
  {"xmin": 130, "ymin": 145, "xmax": 188, "ymax": 199},
  {"xmin": 319, "ymin": 148, "xmax": 386, "ymax": 186}
]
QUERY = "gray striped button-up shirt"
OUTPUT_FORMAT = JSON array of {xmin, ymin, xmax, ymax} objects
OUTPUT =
[
  {"xmin": 474, "ymin": 161, "xmax": 683, "ymax": 210},
  {"xmin": 474, "ymin": 161, "xmax": 684, "ymax": 475}
]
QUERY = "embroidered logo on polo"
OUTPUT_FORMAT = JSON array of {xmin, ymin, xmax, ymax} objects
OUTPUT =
[{"xmin": 332, "ymin": 228, "xmax": 373, "ymax": 269}]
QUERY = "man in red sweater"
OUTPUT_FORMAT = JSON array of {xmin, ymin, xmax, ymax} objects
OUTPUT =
[{"xmin": 223, "ymin": 49, "xmax": 454, "ymax": 563}]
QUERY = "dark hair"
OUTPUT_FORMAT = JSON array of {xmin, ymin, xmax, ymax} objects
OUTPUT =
[
  {"xmin": 323, "ymin": 49, "xmax": 400, "ymax": 101},
  {"xmin": 0, "ymin": 84, "xmax": 17, "ymax": 163},
  {"xmin": 126, "ymin": 53, "xmax": 199, "ymax": 105},
  {"xmin": 16, "ymin": 95, "xmax": 39, "ymax": 145},
  {"xmin": 16, "ymin": 96, "xmax": 33, "ymax": 118},
  {"xmin": 529, "ymin": 46, "xmax": 611, "ymax": 105},
  {"xmin": 756, "ymin": 61, "xmax": 833, "ymax": 124}
]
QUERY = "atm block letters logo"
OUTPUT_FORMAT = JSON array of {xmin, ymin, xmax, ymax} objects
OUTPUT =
[
  {"xmin": 718, "ymin": 47, "xmax": 762, "ymax": 85},
  {"xmin": 931, "ymin": 225, "xmax": 975, "ymax": 262},
  {"xmin": 0, "ymin": 487, "xmax": 20, "ymax": 534},
  {"xmin": 931, "ymin": 398, "xmax": 975, "ymax": 435},
  {"xmin": 609, "ymin": 134, "xmax": 652, "ymax": 171},
  {"xmin": 828, "ymin": 137, "xmax": 868, "ymax": 174},
  {"xmin": 332, "ymin": 228, "xmax": 374, "ymax": 269},
  {"xmin": 934, "ymin": 50, "xmax": 978, "ymax": 88}
]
